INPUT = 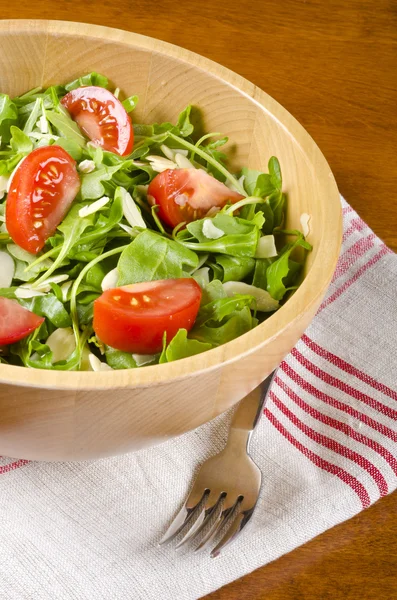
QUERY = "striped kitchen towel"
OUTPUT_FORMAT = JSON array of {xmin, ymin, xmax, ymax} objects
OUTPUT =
[{"xmin": 0, "ymin": 198, "xmax": 396, "ymax": 600}]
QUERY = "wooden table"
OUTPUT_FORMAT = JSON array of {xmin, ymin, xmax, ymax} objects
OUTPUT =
[{"xmin": 2, "ymin": 1, "xmax": 396, "ymax": 598}]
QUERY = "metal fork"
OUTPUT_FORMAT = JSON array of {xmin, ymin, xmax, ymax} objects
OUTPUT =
[{"xmin": 159, "ymin": 370, "xmax": 276, "ymax": 558}]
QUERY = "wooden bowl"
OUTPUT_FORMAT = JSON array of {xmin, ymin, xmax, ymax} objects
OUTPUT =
[{"xmin": 0, "ymin": 20, "xmax": 342, "ymax": 461}]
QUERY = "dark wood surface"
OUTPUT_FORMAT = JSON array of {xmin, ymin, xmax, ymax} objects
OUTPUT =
[{"xmin": 2, "ymin": 1, "xmax": 396, "ymax": 598}]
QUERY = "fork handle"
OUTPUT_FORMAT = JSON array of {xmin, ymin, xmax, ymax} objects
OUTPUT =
[{"xmin": 227, "ymin": 371, "xmax": 276, "ymax": 449}]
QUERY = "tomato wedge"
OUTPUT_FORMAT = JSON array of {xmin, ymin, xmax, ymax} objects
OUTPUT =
[
  {"xmin": 61, "ymin": 86, "xmax": 134, "ymax": 156},
  {"xmin": 93, "ymin": 278, "xmax": 202, "ymax": 354},
  {"xmin": 6, "ymin": 146, "xmax": 80, "ymax": 254},
  {"xmin": 147, "ymin": 168, "xmax": 244, "ymax": 228},
  {"xmin": 0, "ymin": 297, "xmax": 44, "ymax": 345}
]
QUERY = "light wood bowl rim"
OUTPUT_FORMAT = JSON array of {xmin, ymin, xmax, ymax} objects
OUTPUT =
[{"xmin": 0, "ymin": 19, "xmax": 342, "ymax": 390}]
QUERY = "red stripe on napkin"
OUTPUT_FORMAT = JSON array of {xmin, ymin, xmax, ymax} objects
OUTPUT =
[
  {"xmin": 301, "ymin": 335, "xmax": 397, "ymax": 403},
  {"xmin": 275, "ymin": 377, "xmax": 397, "ymax": 477},
  {"xmin": 270, "ymin": 392, "xmax": 388, "ymax": 497},
  {"xmin": 281, "ymin": 362, "xmax": 397, "ymax": 443},
  {"xmin": 265, "ymin": 409, "xmax": 371, "ymax": 509}
]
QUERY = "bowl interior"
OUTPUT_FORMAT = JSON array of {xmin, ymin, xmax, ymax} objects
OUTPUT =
[{"xmin": 0, "ymin": 21, "xmax": 341, "ymax": 389}]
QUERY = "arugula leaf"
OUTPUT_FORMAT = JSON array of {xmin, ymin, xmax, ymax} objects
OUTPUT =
[
  {"xmin": 195, "ymin": 295, "xmax": 254, "ymax": 327},
  {"xmin": 268, "ymin": 191, "xmax": 285, "ymax": 229},
  {"xmin": 241, "ymin": 168, "xmax": 263, "ymax": 196},
  {"xmin": 159, "ymin": 328, "xmax": 212, "ymax": 363},
  {"xmin": 33, "ymin": 205, "xmax": 94, "ymax": 285},
  {"xmin": 55, "ymin": 137, "xmax": 83, "ymax": 161},
  {"xmin": 200, "ymin": 279, "xmax": 227, "ymax": 305},
  {"xmin": 23, "ymin": 98, "xmax": 42, "ymax": 134},
  {"xmin": 64, "ymin": 72, "xmax": 108, "ymax": 92},
  {"xmin": 176, "ymin": 105, "xmax": 194, "ymax": 137},
  {"xmin": 0, "ymin": 94, "xmax": 18, "ymax": 144},
  {"xmin": 81, "ymin": 165, "xmax": 124, "ymax": 199},
  {"xmin": 0, "ymin": 153, "xmax": 24, "ymax": 176},
  {"xmin": 7, "ymin": 244, "xmax": 53, "ymax": 282},
  {"xmin": 117, "ymin": 230, "xmax": 198, "ymax": 285},
  {"xmin": 252, "ymin": 258, "xmax": 273, "ymax": 290},
  {"xmin": 18, "ymin": 294, "xmax": 71, "ymax": 328},
  {"xmin": 10, "ymin": 126, "xmax": 33, "ymax": 154},
  {"xmin": 122, "ymin": 95, "xmax": 138, "ymax": 113},
  {"xmin": 0, "ymin": 287, "xmax": 17, "ymax": 298},
  {"xmin": 266, "ymin": 236, "xmax": 309, "ymax": 300},
  {"xmin": 72, "ymin": 192, "xmax": 124, "ymax": 251},
  {"xmin": 105, "ymin": 347, "xmax": 137, "ymax": 369},
  {"xmin": 190, "ymin": 305, "xmax": 254, "ymax": 346},
  {"xmin": 268, "ymin": 156, "xmax": 282, "ymax": 191},
  {"xmin": 46, "ymin": 108, "xmax": 86, "ymax": 147},
  {"xmin": 215, "ymin": 255, "xmax": 255, "ymax": 283},
  {"xmin": 180, "ymin": 213, "xmax": 261, "ymax": 257}
]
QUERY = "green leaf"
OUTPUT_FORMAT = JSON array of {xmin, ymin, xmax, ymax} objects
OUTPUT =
[
  {"xmin": 200, "ymin": 279, "xmax": 227, "ymax": 305},
  {"xmin": 253, "ymin": 173, "xmax": 275, "ymax": 198},
  {"xmin": 7, "ymin": 243, "xmax": 53, "ymax": 282},
  {"xmin": 176, "ymin": 105, "xmax": 194, "ymax": 137},
  {"xmin": 195, "ymin": 294, "xmax": 254, "ymax": 327},
  {"xmin": 268, "ymin": 191, "xmax": 285, "ymax": 228},
  {"xmin": 105, "ymin": 347, "xmax": 137, "ymax": 369},
  {"xmin": 46, "ymin": 108, "xmax": 86, "ymax": 146},
  {"xmin": 122, "ymin": 95, "xmax": 138, "ymax": 113},
  {"xmin": 215, "ymin": 255, "xmax": 255, "ymax": 283},
  {"xmin": 241, "ymin": 168, "xmax": 262, "ymax": 196},
  {"xmin": 23, "ymin": 98, "xmax": 42, "ymax": 134},
  {"xmin": 84, "ymin": 262, "xmax": 107, "ymax": 291},
  {"xmin": 0, "ymin": 153, "xmax": 24, "ymax": 176},
  {"xmin": 268, "ymin": 156, "xmax": 282, "ymax": 191},
  {"xmin": 81, "ymin": 165, "xmax": 124, "ymax": 200},
  {"xmin": 56, "ymin": 137, "xmax": 83, "ymax": 161},
  {"xmin": 9, "ymin": 126, "xmax": 33, "ymax": 154},
  {"xmin": 180, "ymin": 213, "xmax": 261, "ymax": 258},
  {"xmin": 64, "ymin": 72, "xmax": 108, "ymax": 92},
  {"xmin": 0, "ymin": 94, "xmax": 18, "ymax": 144},
  {"xmin": 0, "ymin": 287, "xmax": 17, "ymax": 298},
  {"xmin": 117, "ymin": 230, "xmax": 199, "ymax": 285},
  {"xmin": 190, "ymin": 305, "xmax": 253, "ymax": 346},
  {"xmin": 266, "ymin": 236, "xmax": 309, "ymax": 300},
  {"xmin": 159, "ymin": 328, "xmax": 212, "ymax": 364},
  {"xmin": 252, "ymin": 258, "xmax": 273, "ymax": 290},
  {"xmin": 18, "ymin": 294, "xmax": 71, "ymax": 328},
  {"xmin": 33, "ymin": 205, "xmax": 94, "ymax": 285},
  {"xmin": 73, "ymin": 193, "xmax": 124, "ymax": 251}
]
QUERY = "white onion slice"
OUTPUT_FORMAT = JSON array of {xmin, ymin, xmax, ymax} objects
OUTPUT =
[
  {"xmin": 0, "ymin": 251, "xmax": 14, "ymax": 288},
  {"xmin": 255, "ymin": 235, "xmax": 278, "ymax": 258},
  {"xmin": 300, "ymin": 213, "xmax": 311, "ymax": 237},
  {"xmin": 101, "ymin": 268, "xmax": 119, "ymax": 291},
  {"xmin": 46, "ymin": 327, "xmax": 76, "ymax": 364},
  {"xmin": 119, "ymin": 187, "xmax": 146, "ymax": 229},
  {"xmin": 88, "ymin": 353, "xmax": 113, "ymax": 371},
  {"xmin": 202, "ymin": 219, "xmax": 224, "ymax": 240},
  {"xmin": 79, "ymin": 196, "xmax": 110, "ymax": 218},
  {"xmin": 223, "ymin": 281, "xmax": 279, "ymax": 312}
]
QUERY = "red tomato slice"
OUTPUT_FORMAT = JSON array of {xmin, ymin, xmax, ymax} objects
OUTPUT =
[
  {"xmin": 0, "ymin": 297, "xmax": 44, "ymax": 345},
  {"xmin": 93, "ymin": 278, "xmax": 202, "ymax": 354},
  {"xmin": 61, "ymin": 86, "xmax": 134, "ymax": 156},
  {"xmin": 147, "ymin": 168, "xmax": 244, "ymax": 228},
  {"xmin": 6, "ymin": 146, "xmax": 80, "ymax": 254}
]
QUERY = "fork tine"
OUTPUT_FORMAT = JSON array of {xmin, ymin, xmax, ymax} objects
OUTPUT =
[
  {"xmin": 210, "ymin": 507, "xmax": 254, "ymax": 558},
  {"xmin": 175, "ymin": 493, "xmax": 223, "ymax": 549},
  {"xmin": 158, "ymin": 490, "xmax": 206, "ymax": 545},
  {"xmin": 194, "ymin": 498, "xmax": 238, "ymax": 552}
]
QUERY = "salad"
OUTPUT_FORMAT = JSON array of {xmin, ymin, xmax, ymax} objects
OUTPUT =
[{"xmin": 0, "ymin": 72, "xmax": 311, "ymax": 371}]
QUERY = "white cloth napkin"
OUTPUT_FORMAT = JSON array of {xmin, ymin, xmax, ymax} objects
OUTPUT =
[{"xmin": 0, "ymin": 198, "xmax": 396, "ymax": 600}]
